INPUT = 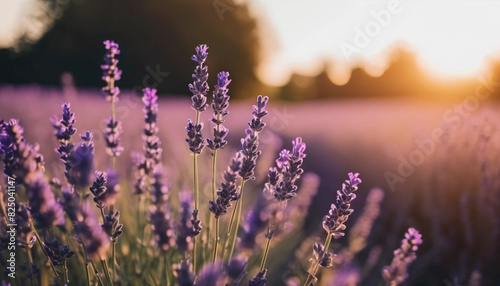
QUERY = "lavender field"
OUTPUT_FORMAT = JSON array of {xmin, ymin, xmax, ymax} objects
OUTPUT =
[{"xmin": 1, "ymin": 68, "xmax": 500, "ymax": 285}]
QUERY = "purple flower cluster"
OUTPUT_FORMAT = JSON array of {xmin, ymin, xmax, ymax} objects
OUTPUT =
[
  {"xmin": 74, "ymin": 203, "xmax": 110, "ymax": 261},
  {"xmin": 175, "ymin": 260, "xmax": 195, "ymax": 286},
  {"xmin": 101, "ymin": 40, "xmax": 122, "ymax": 103},
  {"xmin": 26, "ymin": 172, "xmax": 65, "ymax": 229},
  {"xmin": 322, "ymin": 173, "xmax": 362, "ymax": 238},
  {"xmin": 267, "ymin": 137, "xmax": 306, "ymax": 202},
  {"xmin": 43, "ymin": 239, "xmax": 75, "ymax": 266},
  {"xmin": 209, "ymin": 152, "xmax": 242, "ymax": 218},
  {"xmin": 149, "ymin": 166, "xmax": 175, "ymax": 252},
  {"xmin": 102, "ymin": 210, "xmax": 123, "ymax": 243},
  {"xmin": 238, "ymin": 95, "xmax": 269, "ymax": 181},
  {"xmin": 66, "ymin": 132, "xmax": 94, "ymax": 188},
  {"xmin": 177, "ymin": 191, "xmax": 194, "ymax": 254},
  {"xmin": 51, "ymin": 103, "xmax": 76, "ymax": 172},
  {"xmin": 15, "ymin": 203, "xmax": 36, "ymax": 248},
  {"xmin": 249, "ymin": 269, "xmax": 267, "ymax": 286},
  {"xmin": 0, "ymin": 119, "xmax": 45, "ymax": 183},
  {"xmin": 207, "ymin": 71, "xmax": 231, "ymax": 152},
  {"xmin": 135, "ymin": 88, "xmax": 162, "ymax": 195},
  {"xmin": 104, "ymin": 118, "xmax": 124, "ymax": 157},
  {"xmin": 382, "ymin": 228, "xmax": 423, "ymax": 286},
  {"xmin": 189, "ymin": 44, "xmax": 209, "ymax": 112},
  {"xmin": 89, "ymin": 169, "xmax": 120, "ymax": 209},
  {"xmin": 312, "ymin": 243, "xmax": 334, "ymax": 268},
  {"xmin": 186, "ymin": 119, "xmax": 204, "ymax": 154},
  {"xmin": 196, "ymin": 262, "xmax": 226, "ymax": 286}
]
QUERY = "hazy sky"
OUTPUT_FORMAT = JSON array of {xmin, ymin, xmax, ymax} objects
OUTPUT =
[{"xmin": 2, "ymin": 0, "xmax": 500, "ymax": 86}]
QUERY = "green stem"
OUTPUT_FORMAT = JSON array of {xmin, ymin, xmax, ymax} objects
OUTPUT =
[
  {"xmin": 260, "ymin": 236, "xmax": 272, "ymax": 271},
  {"xmin": 212, "ymin": 217, "xmax": 220, "ymax": 263},
  {"xmin": 227, "ymin": 180, "xmax": 246, "ymax": 262},
  {"xmin": 112, "ymin": 242, "xmax": 116, "ymax": 283},
  {"xmin": 82, "ymin": 244, "xmax": 91, "ymax": 286},
  {"xmin": 303, "ymin": 232, "xmax": 332, "ymax": 286},
  {"xmin": 101, "ymin": 259, "xmax": 113, "ymax": 286},
  {"xmin": 90, "ymin": 260, "xmax": 105, "ymax": 286},
  {"xmin": 63, "ymin": 261, "xmax": 69, "ymax": 285},
  {"xmin": 163, "ymin": 252, "xmax": 169, "ymax": 286},
  {"xmin": 221, "ymin": 180, "xmax": 245, "ymax": 262},
  {"xmin": 27, "ymin": 248, "xmax": 35, "ymax": 286}
]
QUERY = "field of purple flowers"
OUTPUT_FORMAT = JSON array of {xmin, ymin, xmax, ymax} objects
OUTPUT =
[{"xmin": 1, "ymin": 42, "xmax": 499, "ymax": 286}]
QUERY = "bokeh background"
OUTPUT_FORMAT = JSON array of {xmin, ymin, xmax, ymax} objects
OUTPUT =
[{"xmin": 1, "ymin": 0, "xmax": 500, "ymax": 285}]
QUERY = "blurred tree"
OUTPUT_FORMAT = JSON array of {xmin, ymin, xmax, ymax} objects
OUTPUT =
[{"xmin": 0, "ymin": 0, "xmax": 262, "ymax": 98}]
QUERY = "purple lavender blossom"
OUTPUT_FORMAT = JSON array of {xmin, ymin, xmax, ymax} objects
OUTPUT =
[
  {"xmin": 51, "ymin": 103, "xmax": 76, "ymax": 176},
  {"xmin": 249, "ymin": 269, "xmax": 267, "ymax": 286},
  {"xmin": 175, "ymin": 260, "xmax": 195, "ymax": 286},
  {"xmin": 196, "ymin": 262, "xmax": 226, "ymax": 286},
  {"xmin": 89, "ymin": 169, "xmax": 120, "ymax": 209},
  {"xmin": 74, "ymin": 202, "xmax": 110, "ymax": 260},
  {"xmin": 16, "ymin": 203, "xmax": 36, "ymax": 248},
  {"xmin": 207, "ymin": 71, "xmax": 231, "ymax": 152},
  {"xmin": 62, "ymin": 187, "xmax": 80, "ymax": 223},
  {"xmin": 191, "ymin": 209, "xmax": 202, "ymax": 237},
  {"xmin": 312, "ymin": 243, "xmax": 334, "ymax": 268},
  {"xmin": 177, "ymin": 191, "xmax": 194, "ymax": 254},
  {"xmin": 104, "ymin": 117, "xmax": 124, "ymax": 157},
  {"xmin": 66, "ymin": 132, "xmax": 94, "ymax": 188},
  {"xmin": 382, "ymin": 228, "xmax": 423, "ymax": 286},
  {"xmin": 227, "ymin": 256, "xmax": 248, "ymax": 286},
  {"xmin": 135, "ymin": 88, "xmax": 163, "ymax": 195},
  {"xmin": 150, "ymin": 204, "xmax": 175, "ymax": 252},
  {"xmin": 0, "ymin": 119, "xmax": 44, "ymax": 183},
  {"xmin": 238, "ymin": 95, "xmax": 269, "ymax": 181},
  {"xmin": 102, "ymin": 210, "xmax": 123, "ymax": 243},
  {"xmin": 44, "ymin": 239, "xmax": 75, "ymax": 266},
  {"xmin": 267, "ymin": 137, "xmax": 306, "ymax": 202},
  {"xmin": 322, "ymin": 173, "xmax": 362, "ymax": 238},
  {"xmin": 209, "ymin": 152, "xmax": 242, "ymax": 218},
  {"xmin": 151, "ymin": 166, "xmax": 170, "ymax": 206},
  {"xmin": 240, "ymin": 193, "xmax": 270, "ymax": 251},
  {"xmin": 149, "ymin": 166, "xmax": 175, "ymax": 252},
  {"xmin": 189, "ymin": 44, "xmax": 209, "ymax": 112},
  {"xmin": 101, "ymin": 40, "xmax": 122, "ymax": 103},
  {"xmin": 186, "ymin": 120, "xmax": 205, "ymax": 154},
  {"xmin": 25, "ymin": 172, "xmax": 65, "ymax": 229}
]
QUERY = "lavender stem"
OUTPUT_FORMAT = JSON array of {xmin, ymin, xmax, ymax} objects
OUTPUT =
[
  {"xmin": 259, "ymin": 236, "xmax": 272, "ymax": 271},
  {"xmin": 304, "ymin": 232, "xmax": 332, "ymax": 286}
]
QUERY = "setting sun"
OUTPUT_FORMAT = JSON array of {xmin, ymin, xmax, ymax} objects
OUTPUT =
[{"xmin": 252, "ymin": 0, "xmax": 500, "ymax": 85}]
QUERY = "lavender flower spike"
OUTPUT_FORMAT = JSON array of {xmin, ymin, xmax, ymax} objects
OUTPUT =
[
  {"xmin": 239, "ymin": 95, "xmax": 269, "ymax": 181},
  {"xmin": 66, "ymin": 132, "xmax": 94, "ymax": 188},
  {"xmin": 186, "ymin": 120, "xmax": 204, "ymax": 154},
  {"xmin": 322, "ymin": 172, "xmax": 362, "ymax": 238},
  {"xmin": 189, "ymin": 44, "xmax": 209, "ymax": 112},
  {"xmin": 104, "ymin": 117, "xmax": 124, "ymax": 157},
  {"xmin": 101, "ymin": 40, "xmax": 122, "ymax": 103},
  {"xmin": 209, "ymin": 152, "xmax": 242, "ymax": 218},
  {"xmin": 74, "ymin": 203, "xmax": 110, "ymax": 261},
  {"xmin": 207, "ymin": 71, "xmax": 231, "ymax": 152},
  {"xmin": 382, "ymin": 228, "xmax": 423, "ymax": 286},
  {"xmin": 268, "ymin": 137, "xmax": 307, "ymax": 203},
  {"xmin": 249, "ymin": 269, "xmax": 268, "ymax": 286}
]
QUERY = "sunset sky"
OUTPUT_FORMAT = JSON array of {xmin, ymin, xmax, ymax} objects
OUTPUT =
[{"xmin": 2, "ymin": 0, "xmax": 500, "ymax": 86}]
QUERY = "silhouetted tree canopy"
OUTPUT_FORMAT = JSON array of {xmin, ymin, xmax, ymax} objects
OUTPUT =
[{"xmin": 0, "ymin": 0, "xmax": 262, "ymax": 98}]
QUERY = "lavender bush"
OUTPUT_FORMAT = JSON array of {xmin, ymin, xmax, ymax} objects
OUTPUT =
[{"xmin": 0, "ymin": 41, "xmax": 430, "ymax": 286}]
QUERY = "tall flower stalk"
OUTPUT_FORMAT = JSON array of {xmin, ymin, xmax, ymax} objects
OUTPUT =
[
  {"xmin": 224, "ymin": 95, "xmax": 268, "ymax": 263},
  {"xmin": 382, "ymin": 228, "xmax": 423, "ymax": 286},
  {"xmin": 101, "ymin": 40, "xmax": 123, "ymax": 169},
  {"xmin": 304, "ymin": 173, "xmax": 362, "ymax": 286},
  {"xmin": 259, "ymin": 137, "xmax": 306, "ymax": 272},
  {"xmin": 207, "ymin": 71, "xmax": 231, "ymax": 262},
  {"xmin": 186, "ymin": 44, "xmax": 209, "ymax": 273}
]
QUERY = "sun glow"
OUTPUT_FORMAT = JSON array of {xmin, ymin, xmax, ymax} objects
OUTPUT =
[{"xmin": 252, "ymin": 0, "xmax": 500, "ymax": 86}]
